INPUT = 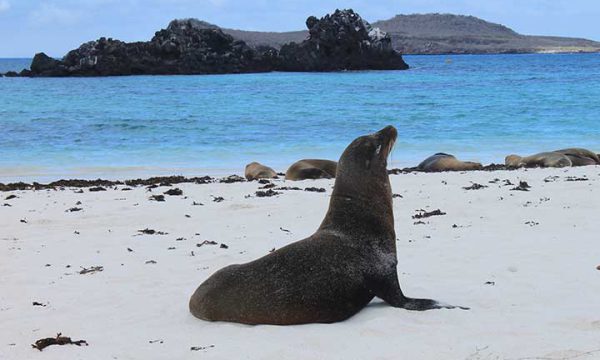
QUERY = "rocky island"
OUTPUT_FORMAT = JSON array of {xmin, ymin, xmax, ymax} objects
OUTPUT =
[
  {"xmin": 374, "ymin": 14, "xmax": 600, "ymax": 54},
  {"xmin": 157, "ymin": 13, "xmax": 600, "ymax": 55},
  {"xmin": 277, "ymin": 10, "xmax": 407, "ymax": 71},
  {"xmin": 4, "ymin": 9, "xmax": 407, "ymax": 77}
]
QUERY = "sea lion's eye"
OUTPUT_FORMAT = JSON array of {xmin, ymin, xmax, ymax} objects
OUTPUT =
[{"xmin": 375, "ymin": 144, "xmax": 382, "ymax": 155}]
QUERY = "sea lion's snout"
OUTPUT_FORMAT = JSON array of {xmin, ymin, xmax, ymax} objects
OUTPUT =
[
  {"xmin": 378, "ymin": 125, "xmax": 398, "ymax": 141},
  {"xmin": 375, "ymin": 125, "xmax": 397, "ymax": 159},
  {"xmin": 338, "ymin": 125, "xmax": 398, "ymax": 174},
  {"xmin": 505, "ymin": 154, "xmax": 522, "ymax": 168}
]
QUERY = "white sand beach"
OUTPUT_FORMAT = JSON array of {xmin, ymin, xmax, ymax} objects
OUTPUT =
[{"xmin": 1, "ymin": 167, "xmax": 599, "ymax": 359}]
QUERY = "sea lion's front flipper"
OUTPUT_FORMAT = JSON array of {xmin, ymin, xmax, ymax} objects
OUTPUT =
[
  {"xmin": 368, "ymin": 272, "xmax": 406, "ymax": 307},
  {"xmin": 370, "ymin": 273, "xmax": 469, "ymax": 311}
]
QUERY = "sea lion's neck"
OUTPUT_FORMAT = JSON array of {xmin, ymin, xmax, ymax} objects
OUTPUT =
[{"xmin": 318, "ymin": 176, "xmax": 395, "ymax": 244}]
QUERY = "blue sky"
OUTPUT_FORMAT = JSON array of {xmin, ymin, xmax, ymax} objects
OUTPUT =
[{"xmin": 0, "ymin": 0, "xmax": 599, "ymax": 57}]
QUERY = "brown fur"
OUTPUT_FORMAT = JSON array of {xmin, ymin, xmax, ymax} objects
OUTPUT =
[
  {"xmin": 417, "ymin": 153, "xmax": 482, "ymax": 172},
  {"xmin": 562, "ymin": 154, "xmax": 597, "ymax": 167},
  {"xmin": 244, "ymin": 162, "xmax": 277, "ymax": 180},
  {"xmin": 505, "ymin": 152, "xmax": 572, "ymax": 168},
  {"xmin": 189, "ymin": 126, "xmax": 464, "ymax": 325},
  {"xmin": 285, "ymin": 159, "xmax": 337, "ymax": 181},
  {"xmin": 554, "ymin": 148, "xmax": 600, "ymax": 166}
]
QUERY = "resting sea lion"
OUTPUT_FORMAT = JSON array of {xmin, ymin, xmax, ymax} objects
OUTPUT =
[
  {"xmin": 505, "ymin": 152, "xmax": 572, "ymax": 168},
  {"xmin": 554, "ymin": 148, "xmax": 600, "ymax": 166},
  {"xmin": 189, "ymin": 126, "xmax": 465, "ymax": 325},
  {"xmin": 285, "ymin": 159, "xmax": 337, "ymax": 181},
  {"xmin": 560, "ymin": 154, "xmax": 597, "ymax": 167},
  {"xmin": 417, "ymin": 153, "xmax": 482, "ymax": 172},
  {"xmin": 244, "ymin": 162, "xmax": 277, "ymax": 181}
]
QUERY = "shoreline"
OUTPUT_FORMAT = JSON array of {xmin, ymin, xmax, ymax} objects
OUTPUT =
[
  {"xmin": 0, "ymin": 164, "xmax": 512, "ymax": 192},
  {"xmin": 0, "ymin": 151, "xmax": 576, "ymax": 185},
  {"xmin": 1, "ymin": 164, "xmax": 596, "ymax": 192},
  {"xmin": 0, "ymin": 166, "xmax": 244, "ymax": 185}
]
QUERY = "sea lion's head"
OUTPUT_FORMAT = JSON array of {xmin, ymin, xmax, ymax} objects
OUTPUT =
[
  {"xmin": 505, "ymin": 155, "xmax": 523, "ymax": 168},
  {"xmin": 334, "ymin": 125, "xmax": 397, "ymax": 197},
  {"xmin": 321, "ymin": 126, "xmax": 398, "ymax": 233}
]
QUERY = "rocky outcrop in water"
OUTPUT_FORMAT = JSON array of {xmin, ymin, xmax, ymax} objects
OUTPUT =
[
  {"xmin": 278, "ymin": 9, "xmax": 408, "ymax": 71},
  {"xmin": 19, "ymin": 20, "xmax": 277, "ymax": 77},
  {"xmin": 3, "ymin": 9, "xmax": 407, "ymax": 77}
]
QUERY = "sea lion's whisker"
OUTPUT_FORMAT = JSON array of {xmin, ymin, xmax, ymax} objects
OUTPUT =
[{"xmin": 387, "ymin": 139, "xmax": 396, "ymax": 159}]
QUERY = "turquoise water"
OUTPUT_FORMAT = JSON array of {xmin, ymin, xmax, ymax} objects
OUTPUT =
[{"xmin": 1, "ymin": 54, "xmax": 599, "ymax": 180}]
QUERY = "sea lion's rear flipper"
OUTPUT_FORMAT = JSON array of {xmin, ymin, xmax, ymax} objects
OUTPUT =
[
  {"xmin": 563, "ymin": 153, "xmax": 597, "ymax": 167},
  {"xmin": 370, "ymin": 273, "xmax": 469, "ymax": 311},
  {"xmin": 402, "ymin": 298, "xmax": 469, "ymax": 311}
]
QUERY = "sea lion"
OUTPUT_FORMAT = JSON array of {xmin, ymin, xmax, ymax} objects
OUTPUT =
[
  {"xmin": 561, "ymin": 154, "xmax": 597, "ymax": 167},
  {"xmin": 244, "ymin": 162, "xmax": 277, "ymax": 181},
  {"xmin": 189, "ymin": 126, "xmax": 464, "ymax": 325},
  {"xmin": 554, "ymin": 148, "xmax": 600, "ymax": 166},
  {"xmin": 417, "ymin": 153, "xmax": 482, "ymax": 172},
  {"xmin": 285, "ymin": 159, "xmax": 337, "ymax": 181},
  {"xmin": 505, "ymin": 152, "xmax": 572, "ymax": 168}
]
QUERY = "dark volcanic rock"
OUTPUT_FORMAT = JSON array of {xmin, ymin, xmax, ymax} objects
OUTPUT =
[
  {"xmin": 17, "ymin": 9, "xmax": 407, "ymax": 77},
  {"xmin": 30, "ymin": 53, "xmax": 67, "ymax": 76},
  {"xmin": 26, "ymin": 20, "xmax": 276, "ymax": 77},
  {"xmin": 278, "ymin": 9, "xmax": 408, "ymax": 71}
]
